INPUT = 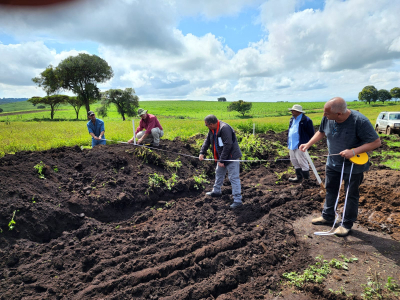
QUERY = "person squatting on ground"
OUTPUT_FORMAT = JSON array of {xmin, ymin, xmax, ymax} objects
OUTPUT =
[
  {"xmin": 87, "ymin": 111, "xmax": 106, "ymax": 147},
  {"xmin": 128, "ymin": 108, "xmax": 164, "ymax": 146},
  {"xmin": 199, "ymin": 115, "xmax": 243, "ymax": 209},
  {"xmin": 299, "ymin": 97, "xmax": 381, "ymax": 237},
  {"xmin": 287, "ymin": 104, "xmax": 314, "ymax": 183}
]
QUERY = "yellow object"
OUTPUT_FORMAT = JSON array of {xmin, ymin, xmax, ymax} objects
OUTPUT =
[{"xmin": 349, "ymin": 151, "xmax": 368, "ymax": 165}]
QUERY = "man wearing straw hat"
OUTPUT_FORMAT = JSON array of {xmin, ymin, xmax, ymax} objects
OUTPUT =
[
  {"xmin": 287, "ymin": 104, "xmax": 314, "ymax": 183},
  {"xmin": 299, "ymin": 97, "xmax": 381, "ymax": 237},
  {"xmin": 128, "ymin": 108, "xmax": 164, "ymax": 146}
]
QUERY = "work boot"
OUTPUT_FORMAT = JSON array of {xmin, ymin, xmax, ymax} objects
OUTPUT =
[
  {"xmin": 334, "ymin": 226, "xmax": 350, "ymax": 237},
  {"xmin": 230, "ymin": 202, "xmax": 243, "ymax": 209},
  {"xmin": 312, "ymin": 216, "xmax": 333, "ymax": 225},
  {"xmin": 288, "ymin": 168, "xmax": 303, "ymax": 183},
  {"xmin": 150, "ymin": 142, "xmax": 160, "ymax": 147},
  {"xmin": 206, "ymin": 191, "xmax": 222, "ymax": 197},
  {"xmin": 302, "ymin": 170, "xmax": 310, "ymax": 179}
]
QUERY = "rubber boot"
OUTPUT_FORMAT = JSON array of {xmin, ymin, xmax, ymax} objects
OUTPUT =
[
  {"xmin": 302, "ymin": 170, "xmax": 310, "ymax": 180},
  {"xmin": 289, "ymin": 168, "xmax": 303, "ymax": 183}
]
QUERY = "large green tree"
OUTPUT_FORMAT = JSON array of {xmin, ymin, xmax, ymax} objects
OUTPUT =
[
  {"xmin": 227, "ymin": 100, "xmax": 252, "ymax": 117},
  {"xmin": 358, "ymin": 85, "xmax": 378, "ymax": 104},
  {"xmin": 56, "ymin": 53, "xmax": 113, "ymax": 113},
  {"xmin": 32, "ymin": 65, "xmax": 61, "ymax": 96},
  {"xmin": 377, "ymin": 89, "xmax": 392, "ymax": 103},
  {"xmin": 98, "ymin": 88, "xmax": 139, "ymax": 121},
  {"xmin": 391, "ymin": 87, "xmax": 400, "ymax": 103},
  {"xmin": 28, "ymin": 95, "xmax": 69, "ymax": 119}
]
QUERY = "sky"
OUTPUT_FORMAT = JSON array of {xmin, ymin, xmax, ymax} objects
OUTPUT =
[{"xmin": 0, "ymin": 0, "xmax": 400, "ymax": 102}]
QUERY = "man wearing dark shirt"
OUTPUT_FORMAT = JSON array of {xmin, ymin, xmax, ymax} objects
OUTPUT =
[
  {"xmin": 299, "ymin": 97, "xmax": 381, "ymax": 237},
  {"xmin": 128, "ymin": 108, "xmax": 163, "ymax": 146}
]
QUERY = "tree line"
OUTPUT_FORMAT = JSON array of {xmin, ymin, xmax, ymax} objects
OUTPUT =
[
  {"xmin": 30, "ymin": 53, "xmax": 139, "ymax": 120},
  {"xmin": 358, "ymin": 86, "xmax": 400, "ymax": 104}
]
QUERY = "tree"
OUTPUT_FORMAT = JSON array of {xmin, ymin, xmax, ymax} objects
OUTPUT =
[
  {"xmin": 218, "ymin": 97, "xmax": 227, "ymax": 102},
  {"xmin": 227, "ymin": 100, "xmax": 252, "ymax": 116},
  {"xmin": 0, "ymin": 108, "xmax": 3, "ymax": 113},
  {"xmin": 358, "ymin": 85, "xmax": 378, "ymax": 104},
  {"xmin": 65, "ymin": 96, "xmax": 94, "ymax": 120},
  {"xmin": 377, "ymin": 89, "xmax": 392, "ymax": 103},
  {"xmin": 56, "ymin": 53, "xmax": 113, "ymax": 113},
  {"xmin": 32, "ymin": 65, "xmax": 61, "ymax": 96},
  {"xmin": 98, "ymin": 88, "xmax": 139, "ymax": 121},
  {"xmin": 28, "ymin": 95, "xmax": 69, "ymax": 119},
  {"xmin": 391, "ymin": 87, "xmax": 400, "ymax": 103}
]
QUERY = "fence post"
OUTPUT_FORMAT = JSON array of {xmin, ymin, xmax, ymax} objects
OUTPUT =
[{"xmin": 133, "ymin": 119, "xmax": 136, "ymax": 145}]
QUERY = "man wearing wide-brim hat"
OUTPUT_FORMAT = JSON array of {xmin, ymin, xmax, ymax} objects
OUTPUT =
[
  {"xmin": 287, "ymin": 104, "xmax": 314, "ymax": 183},
  {"xmin": 128, "ymin": 108, "xmax": 164, "ymax": 146}
]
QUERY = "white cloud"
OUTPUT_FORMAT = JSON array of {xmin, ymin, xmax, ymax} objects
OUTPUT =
[
  {"xmin": 1, "ymin": 0, "xmax": 400, "ymax": 101},
  {"xmin": 174, "ymin": 0, "xmax": 263, "ymax": 19},
  {"xmin": 0, "ymin": 42, "xmax": 53, "ymax": 86}
]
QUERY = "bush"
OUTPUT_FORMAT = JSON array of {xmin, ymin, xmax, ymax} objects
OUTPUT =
[
  {"xmin": 0, "ymin": 108, "xmax": 3, "ymax": 113},
  {"xmin": 37, "ymin": 105, "xmax": 46, "ymax": 109}
]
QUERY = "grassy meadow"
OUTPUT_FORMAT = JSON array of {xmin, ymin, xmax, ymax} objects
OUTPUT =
[{"xmin": 1, "ymin": 100, "xmax": 400, "ymax": 158}]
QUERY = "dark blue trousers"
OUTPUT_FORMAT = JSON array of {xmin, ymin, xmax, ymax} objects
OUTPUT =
[{"xmin": 322, "ymin": 166, "xmax": 364, "ymax": 229}]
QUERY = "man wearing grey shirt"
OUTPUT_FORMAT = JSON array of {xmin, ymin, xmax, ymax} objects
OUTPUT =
[{"xmin": 299, "ymin": 97, "xmax": 381, "ymax": 237}]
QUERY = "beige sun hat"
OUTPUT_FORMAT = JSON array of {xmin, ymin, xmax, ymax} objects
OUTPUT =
[
  {"xmin": 288, "ymin": 104, "xmax": 305, "ymax": 113},
  {"xmin": 137, "ymin": 108, "xmax": 148, "ymax": 117}
]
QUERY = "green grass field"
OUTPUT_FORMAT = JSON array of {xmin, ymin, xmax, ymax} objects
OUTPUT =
[
  {"xmin": 1, "ymin": 100, "xmax": 400, "ymax": 157},
  {"xmin": 1, "ymin": 99, "xmax": 399, "ymax": 122}
]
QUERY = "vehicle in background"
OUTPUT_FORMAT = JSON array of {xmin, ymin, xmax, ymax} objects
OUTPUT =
[{"xmin": 375, "ymin": 112, "xmax": 400, "ymax": 135}]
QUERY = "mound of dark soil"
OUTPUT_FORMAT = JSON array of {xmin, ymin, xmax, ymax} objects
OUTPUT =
[{"xmin": 0, "ymin": 132, "xmax": 399, "ymax": 299}]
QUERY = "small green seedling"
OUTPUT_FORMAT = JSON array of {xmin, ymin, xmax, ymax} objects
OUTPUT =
[
  {"xmin": 193, "ymin": 174, "xmax": 209, "ymax": 189},
  {"xmin": 34, "ymin": 161, "xmax": 46, "ymax": 179},
  {"xmin": 8, "ymin": 210, "xmax": 16, "ymax": 230},
  {"xmin": 53, "ymin": 166, "xmax": 59, "ymax": 172}
]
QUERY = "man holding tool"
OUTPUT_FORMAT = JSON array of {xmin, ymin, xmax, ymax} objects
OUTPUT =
[
  {"xmin": 299, "ymin": 97, "xmax": 381, "ymax": 237},
  {"xmin": 199, "ymin": 115, "xmax": 243, "ymax": 209},
  {"xmin": 128, "ymin": 108, "xmax": 163, "ymax": 146},
  {"xmin": 87, "ymin": 111, "xmax": 106, "ymax": 147},
  {"xmin": 287, "ymin": 104, "xmax": 314, "ymax": 183}
]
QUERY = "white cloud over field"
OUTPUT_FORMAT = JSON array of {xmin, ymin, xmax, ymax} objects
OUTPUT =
[{"xmin": 0, "ymin": 0, "xmax": 400, "ymax": 101}]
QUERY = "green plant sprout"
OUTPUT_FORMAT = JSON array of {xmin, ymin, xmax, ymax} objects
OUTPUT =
[
  {"xmin": 165, "ymin": 158, "xmax": 182, "ymax": 172},
  {"xmin": 165, "ymin": 201, "xmax": 175, "ymax": 208},
  {"xmin": 53, "ymin": 166, "xmax": 59, "ymax": 172},
  {"xmin": 148, "ymin": 173, "xmax": 179, "ymax": 191},
  {"xmin": 34, "ymin": 161, "xmax": 46, "ymax": 179},
  {"xmin": 8, "ymin": 210, "xmax": 17, "ymax": 230},
  {"xmin": 193, "ymin": 173, "xmax": 209, "ymax": 189}
]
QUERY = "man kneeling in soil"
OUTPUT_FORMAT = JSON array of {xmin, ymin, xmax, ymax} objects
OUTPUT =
[
  {"xmin": 199, "ymin": 115, "xmax": 243, "ymax": 209},
  {"xmin": 299, "ymin": 97, "xmax": 381, "ymax": 237},
  {"xmin": 128, "ymin": 108, "xmax": 163, "ymax": 146}
]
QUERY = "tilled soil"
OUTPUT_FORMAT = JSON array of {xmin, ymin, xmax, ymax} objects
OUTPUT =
[{"xmin": 0, "ymin": 131, "xmax": 399, "ymax": 300}]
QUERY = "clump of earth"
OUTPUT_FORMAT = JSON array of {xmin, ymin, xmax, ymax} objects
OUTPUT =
[{"xmin": 0, "ymin": 131, "xmax": 399, "ymax": 299}]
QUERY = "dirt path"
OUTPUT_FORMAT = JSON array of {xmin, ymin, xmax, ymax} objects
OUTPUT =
[{"xmin": 0, "ymin": 132, "xmax": 399, "ymax": 299}]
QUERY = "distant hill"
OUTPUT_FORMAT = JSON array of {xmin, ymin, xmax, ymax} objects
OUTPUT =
[{"xmin": 0, "ymin": 98, "xmax": 29, "ymax": 104}]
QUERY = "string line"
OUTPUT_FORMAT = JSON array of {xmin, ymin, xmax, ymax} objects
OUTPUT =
[{"xmin": 99, "ymin": 138, "xmax": 341, "ymax": 163}]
